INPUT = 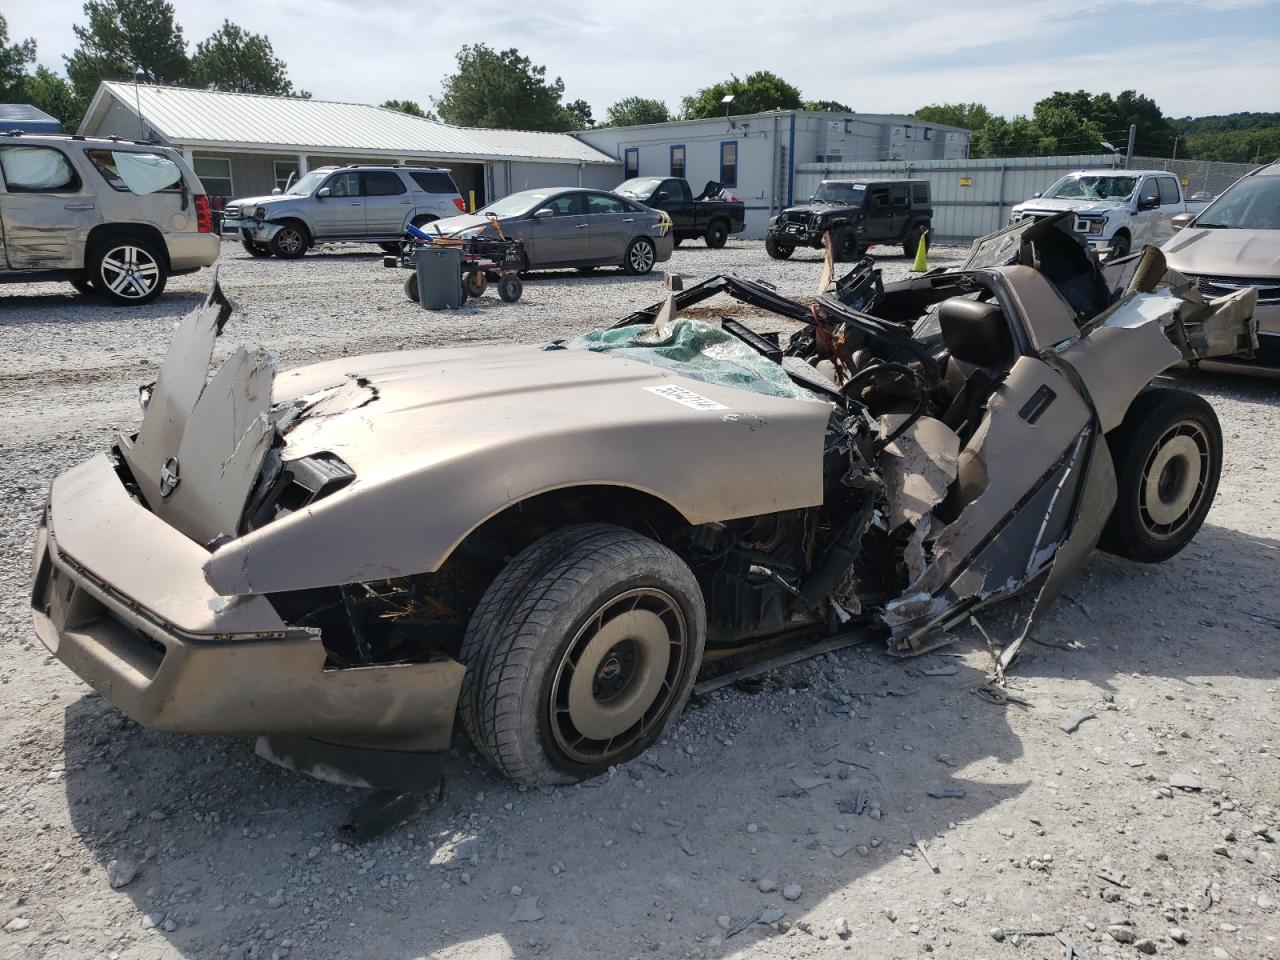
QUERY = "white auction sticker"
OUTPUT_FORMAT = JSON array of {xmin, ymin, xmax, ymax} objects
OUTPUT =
[{"xmin": 644, "ymin": 384, "xmax": 729, "ymax": 411}]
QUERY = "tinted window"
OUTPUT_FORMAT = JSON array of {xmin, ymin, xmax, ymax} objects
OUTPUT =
[
  {"xmin": 1158, "ymin": 177, "xmax": 1180, "ymax": 205},
  {"xmin": 539, "ymin": 192, "xmax": 585, "ymax": 217},
  {"xmin": 362, "ymin": 171, "xmax": 406, "ymax": 196},
  {"xmin": 660, "ymin": 180, "xmax": 685, "ymax": 201},
  {"xmin": 912, "ymin": 183, "xmax": 929, "ymax": 204},
  {"xmin": 1139, "ymin": 178, "xmax": 1160, "ymax": 204},
  {"xmin": 588, "ymin": 194, "xmax": 626, "ymax": 215},
  {"xmin": 867, "ymin": 187, "xmax": 890, "ymax": 217},
  {"xmin": 0, "ymin": 145, "xmax": 79, "ymax": 192},
  {"xmin": 326, "ymin": 172, "xmax": 361, "ymax": 197},
  {"xmin": 410, "ymin": 170, "xmax": 458, "ymax": 194},
  {"xmin": 890, "ymin": 183, "xmax": 910, "ymax": 211}
]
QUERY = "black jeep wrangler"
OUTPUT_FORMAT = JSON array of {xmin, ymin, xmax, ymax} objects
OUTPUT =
[{"xmin": 766, "ymin": 179, "xmax": 932, "ymax": 261}]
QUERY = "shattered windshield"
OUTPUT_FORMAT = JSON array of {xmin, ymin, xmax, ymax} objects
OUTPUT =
[
  {"xmin": 285, "ymin": 171, "xmax": 327, "ymax": 196},
  {"xmin": 1043, "ymin": 175, "xmax": 1138, "ymax": 202},
  {"xmin": 1194, "ymin": 176, "xmax": 1280, "ymax": 229},
  {"xmin": 812, "ymin": 182, "xmax": 865, "ymax": 205},
  {"xmin": 616, "ymin": 178, "xmax": 664, "ymax": 199}
]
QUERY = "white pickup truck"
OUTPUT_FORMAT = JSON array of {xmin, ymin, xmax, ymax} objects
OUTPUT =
[{"xmin": 1010, "ymin": 170, "xmax": 1212, "ymax": 258}]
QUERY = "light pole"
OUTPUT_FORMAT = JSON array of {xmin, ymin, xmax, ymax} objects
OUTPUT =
[{"xmin": 133, "ymin": 68, "xmax": 146, "ymax": 141}]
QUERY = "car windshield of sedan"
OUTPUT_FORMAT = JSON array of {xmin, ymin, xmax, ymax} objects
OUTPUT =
[
  {"xmin": 1043, "ymin": 175, "xmax": 1138, "ymax": 201},
  {"xmin": 285, "ymin": 171, "xmax": 327, "ymax": 197},
  {"xmin": 616, "ymin": 178, "xmax": 665, "ymax": 200},
  {"xmin": 1194, "ymin": 176, "xmax": 1280, "ymax": 229},
  {"xmin": 812, "ymin": 182, "xmax": 865, "ymax": 205},
  {"xmin": 478, "ymin": 191, "xmax": 558, "ymax": 218}
]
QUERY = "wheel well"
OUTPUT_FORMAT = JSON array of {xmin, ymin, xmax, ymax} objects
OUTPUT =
[
  {"xmin": 272, "ymin": 217, "xmax": 312, "ymax": 242},
  {"xmin": 86, "ymin": 224, "xmax": 169, "ymax": 269},
  {"xmin": 707, "ymin": 217, "xmax": 727, "ymax": 229},
  {"xmin": 1113, "ymin": 227, "xmax": 1132, "ymax": 239}
]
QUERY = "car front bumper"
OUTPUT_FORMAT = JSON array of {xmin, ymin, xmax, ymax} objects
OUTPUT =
[
  {"xmin": 770, "ymin": 223, "xmax": 824, "ymax": 247},
  {"xmin": 31, "ymin": 454, "xmax": 463, "ymax": 752},
  {"xmin": 221, "ymin": 218, "xmax": 285, "ymax": 244}
]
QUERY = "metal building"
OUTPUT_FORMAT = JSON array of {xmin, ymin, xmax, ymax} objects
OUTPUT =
[
  {"xmin": 78, "ymin": 83, "xmax": 620, "ymax": 209},
  {"xmin": 0, "ymin": 103, "xmax": 61, "ymax": 133},
  {"xmin": 575, "ymin": 110, "xmax": 970, "ymax": 238}
]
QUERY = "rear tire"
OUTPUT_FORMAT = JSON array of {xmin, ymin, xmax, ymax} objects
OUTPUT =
[
  {"xmin": 765, "ymin": 235, "xmax": 794, "ymax": 260},
  {"xmin": 623, "ymin": 236, "xmax": 657, "ymax": 275},
  {"xmin": 270, "ymin": 221, "xmax": 309, "ymax": 259},
  {"xmin": 403, "ymin": 272, "xmax": 419, "ymax": 303},
  {"xmin": 465, "ymin": 271, "xmax": 487, "ymax": 298},
  {"xmin": 1099, "ymin": 387, "xmax": 1222, "ymax": 563},
  {"xmin": 498, "ymin": 274, "xmax": 522, "ymax": 302},
  {"xmin": 378, "ymin": 242, "xmax": 401, "ymax": 254},
  {"xmin": 241, "ymin": 239, "xmax": 274, "ymax": 258},
  {"xmin": 89, "ymin": 236, "xmax": 168, "ymax": 305},
  {"xmin": 704, "ymin": 220, "xmax": 728, "ymax": 249},
  {"xmin": 458, "ymin": 524, "xmax": 706, "ymax": 786},
  {"xmin": 903, "ymin": 223, "xmax": 928, "ymax": 259}
]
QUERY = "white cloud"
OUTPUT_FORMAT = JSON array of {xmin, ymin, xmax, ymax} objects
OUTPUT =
[{"xmin": 7, "ymin": 0, "xmax": 1278, "ymax": 120}]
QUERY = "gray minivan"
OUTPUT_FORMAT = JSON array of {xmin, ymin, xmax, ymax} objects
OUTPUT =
[{"xmin": 0, "ymin": 133, "xmax": 219, "ymax": 304}]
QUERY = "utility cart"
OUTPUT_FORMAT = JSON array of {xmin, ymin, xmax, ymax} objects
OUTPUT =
[{"xmin": 384, "ymin": 223, "xmax": 525, "ymax": 306}]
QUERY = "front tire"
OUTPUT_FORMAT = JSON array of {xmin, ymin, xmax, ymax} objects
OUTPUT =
[
  {"xmin": 459, "ymin": 524, "xmax": 706, "ymax": 786},
  {"xmin": 704, "ymin": 220, "xmax": 728, "ymax": 249},
  {"xmin": 242, "ymin": 239, "xmax": 273, "ymax": 258},
  {"xmin": 90, "ymin": 237, "xmax": 168, "ymax": 305},
  {"xmin": 270, "ymin": 221, "xmax": 309, "ymax": 259},
  {"xmin": 623, "ymin": 236, "xmax": 657, "ymax": 275},
  {"xmin": 765, "ymin": 235, "xmax": 794, "ymax": 260},
  {"xmin": 1099, "ymin": 388, "xmax": 1222, "ymax": 563},
  {"xmin": 1108, "ymin": 231, "xmax": 1131, "ymax": 260}
]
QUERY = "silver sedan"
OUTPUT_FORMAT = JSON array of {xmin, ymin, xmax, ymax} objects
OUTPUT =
[{"xmin": 427, "ymin": 187, "xmax": 674, "ymax": 274}]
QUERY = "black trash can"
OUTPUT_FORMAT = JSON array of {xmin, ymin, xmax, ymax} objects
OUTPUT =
[{"xmin": 413, "ymin": 246, "xmax": 463, "ymax": 309}]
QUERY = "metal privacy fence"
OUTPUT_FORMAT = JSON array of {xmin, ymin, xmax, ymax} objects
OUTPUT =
[{"xmin": 794, "ymin": 154, "xmax": 1258, "ymax": 240}]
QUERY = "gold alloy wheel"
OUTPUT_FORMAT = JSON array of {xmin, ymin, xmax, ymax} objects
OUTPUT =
[{"xmin": 548, "ymin": 588, "xmax": 688, "ymax": 764}]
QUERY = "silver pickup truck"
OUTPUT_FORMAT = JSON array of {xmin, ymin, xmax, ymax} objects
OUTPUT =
[{"xmin": 1010, "ymin": 169, "xmax": 1211, "ymax": 258}]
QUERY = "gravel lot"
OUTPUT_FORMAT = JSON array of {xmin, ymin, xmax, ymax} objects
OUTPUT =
[{"xmin": 1, "ymin": 238, "xmax": 1278, "ymax": 960}]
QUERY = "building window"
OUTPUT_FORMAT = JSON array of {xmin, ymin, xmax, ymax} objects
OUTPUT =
[
  {"xmin": 624, "ymin": 148, "xmax": 639, "ymax": 179},
  {"xmin": 923, "ymin": 127, "xmax": 933, "ymax": 141},
  {"xmin": 670, "ymin": 145, "xmax": 685, "ymax": 179},
  {"xmin": 273, "ymin": 160, "xmax": 299, "ymax": 192},
  {"xmin": 719, "ymin": 141, "xmax": 737, "ymax": 188},
  {"xmin": 193, "ymin": 156, "xmax": 233, "ymax": 199}
]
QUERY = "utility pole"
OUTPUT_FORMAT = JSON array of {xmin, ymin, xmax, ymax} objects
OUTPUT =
[
  {"xmin": 1172, "ymin": 135, "xmax": 1179, "ymax": 161},
  {"xmin": 133, "ymin": 68, "xmax": 146, "ymax": 141},
  {"xmin": 1124, "ymin": 124, "xmax": 1136, "ymax": 169}
]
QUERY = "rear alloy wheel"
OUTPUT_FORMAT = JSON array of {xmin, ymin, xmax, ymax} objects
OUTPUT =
[
  {"xmin": 704, "ymin": 220, "xmax": 728, "ymax": 249},
  {"xmin": 91, "ymin": 238, "xmax": 167, "ymax": 305},
  {"xmin": 623, "ymin": 236, "xmax": 657, "ymax": 275},
  {"xmin": 1100, "ymin": 387, "xmax": 1222, "ymax": 563},
  {"xmin": 270, "ymin": 222, "xmax": 309, "ymax": 259},
  {"xmin": 241, "ymin": 239, "xmax": 273, "ymax": 258},
  {"xmin": 458, "ymin": 524, "xmax": 706, "ymax": 785},
  {"xmin": 765, "ymin": 235, "xmax": 794, "ymax": 260}
]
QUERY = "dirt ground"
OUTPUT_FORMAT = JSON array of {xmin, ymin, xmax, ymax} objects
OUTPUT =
[{"xmin": 1, "ymin": 239, "xmax": 1277, "ymax": 960}]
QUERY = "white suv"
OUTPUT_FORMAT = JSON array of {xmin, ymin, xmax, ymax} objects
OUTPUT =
[
  {"xmin": 220, "ymin": 165, "xmax": 465, "ymax": 258},
  {"xmin": 0, "ymin": 133, "xmax": 219, "ymax": 304}
]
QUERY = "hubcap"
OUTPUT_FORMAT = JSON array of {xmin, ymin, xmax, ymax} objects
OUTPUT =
[
  {"xmin": 549, "ymin": 588, "xmax": 687, "ymax": 762},
  {"xmin": 278, "ymin": 229, "xmax": 303, "ymax": 254},
  {"xmin": 1140, "ymin": 420, "xmax": 1210, "ymax": 538},
  {"xmin": 629, "ymin": 241, "xmax": 654, "ymax": 272},
  {"xmin": 99, "ymin": 245, "xmax": 159, "ymax": 299}
]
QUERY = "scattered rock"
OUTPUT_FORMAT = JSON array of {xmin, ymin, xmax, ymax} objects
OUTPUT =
[
  {"xmin": 266, "ymin": 890, "xmax": 285, "ymax": 909},
  {"xmin": 1169, "ymin": 928, "xmax": 1188, "ymax": 944},
  {"xmin": 1059, "ymin": 710, "xmax": 1095, "ymax": 733},
  {"xmin": 509, "ymin": 897, "xmax": 544, "ymax": 923},
  {"xmin": 3, "ymin": 918, "xmax": 31, "ymax": 934},
  {"xmin": 990, "ymin": 927, "xmax": 1005, "ymax": 942},
  {"xmin": 106, "ymin": 858, "xmax": 138, "ymax": 889},
  {"xmin": 1108, "ymin": 925, "xmax": 1137, "ymax": 944},
  {"xmin": 759, "ymin": 907, "xmax": 785, "ymax": 925},
  {"xmin": 1169, "ymin": 772, "xmax": 1202, "ymax": 791},
  {"xmin": 1136, "ymin": 938, "xmax": 1159, "ymax": 955},
  {"xmin": 782, "ymin": 883, "xmax": 802, "ymax": 901},
  {"xmin": 757, "ymin": 878, "xmax": 777, "ymax": 894},
  {"xmin": 883, "ymin": 908, "xmax": 897, "ymax": 922},
  {"xmin": 834, "ymin": 917, "xmax": 851, "ymax": 940}
]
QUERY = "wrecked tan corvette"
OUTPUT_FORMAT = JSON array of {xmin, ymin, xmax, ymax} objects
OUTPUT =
[{"xmin": 31, "ymin": 214, "xmax": 1257, "ymax": 789}]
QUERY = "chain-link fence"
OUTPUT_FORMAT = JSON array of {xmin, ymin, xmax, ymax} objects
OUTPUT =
[{"xmin": 1130, "ymin": 156, "xmax": 1258, "ymax": 200}]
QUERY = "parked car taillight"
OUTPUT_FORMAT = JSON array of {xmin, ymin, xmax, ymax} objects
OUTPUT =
[
  {"xmin": 195, "ymin": 194, "xmax": 212, "ymax": 233},
  {"xmin": 453, "ymin": 197, "xmax": 466, "ymax": 213}
]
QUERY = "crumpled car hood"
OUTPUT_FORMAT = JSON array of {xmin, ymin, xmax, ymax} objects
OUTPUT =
[{"xmin": 1161, "ymin": 227, "xmax": 1280, "ymax": 278}]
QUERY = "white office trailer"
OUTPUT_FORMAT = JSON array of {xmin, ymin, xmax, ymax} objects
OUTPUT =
[{"xmin": 575, "ymin": 111, "xmax": 971, "ymax": 239}]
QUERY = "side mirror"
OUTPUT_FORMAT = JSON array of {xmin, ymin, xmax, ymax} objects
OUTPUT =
[
  {"xmin": 533, "ymin": 208, "xmax": 554, "ymax": 220},
  {"xmin": 1139, "ymin": 195, "xmax": 1159, "ymax": 210},
  {"xmin": 654, "ymin": 192, "xmax": 669, "ymax": 202},
  {"xmin": 317, "ymin": 187, "xmax": 331, "ymax": 199},
  {"xmin": 1032, "ymin": 191, "xmax": 1042, "ymax": 199},
  {"xmin": 1170, "ymin": 212, "xmax": 1194, "ymax": 233},
  {"xmin": 271, "ymin": 187, "xmax": 282, "ymax": 195}
]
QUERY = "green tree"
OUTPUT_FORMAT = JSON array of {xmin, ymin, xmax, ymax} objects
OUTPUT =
[
  {"xmin": 1113, "ymin": 89, "xmax": 1176, "ymax": 155},
  {"xmin": 913, "ymin": 102, "xmax": 993, "ymax": 131},
  {"xmin": 563, "ymin": 98, "xmax": 593, "ymax": 129},
  {"xmin": 432, "ymin": 44, "xmax": 583, "ymax": 132},
  {"xmin": 0, "ymin": 14, "xmax": 37, "ymax": 102},
  {"xmin": 190, "ymin": 20, "xmax": 306, "ymax": 97},
  {"xmin": 20, "ymin": 66, "xmax": 81, "ymax": 129},
  {"xmin": 803, "ymin": 99, "xmax": 852, "ymax": 112},
  {"xmin": 381, "ymin": 98, "xmax": 428, "ymax": 117},
  {"xmin": 605, "ymin": 96, "xmax": 671, "ymax": 127},
  {"xmin": 680, "ymin": 71, "xmax": 802, "ymax": 119},
  {"xmin": 65, "ymin": 0, "xmax": 188, "ymax": 105},
  {"xmin": 1029, "ymin": 103, "xmax": 1105, "ymax": 154}
]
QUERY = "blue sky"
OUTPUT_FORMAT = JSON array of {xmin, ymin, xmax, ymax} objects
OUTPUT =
[{"xmin": 9, "ymin": 0, "xmax": 1280, "ymax": 122}]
